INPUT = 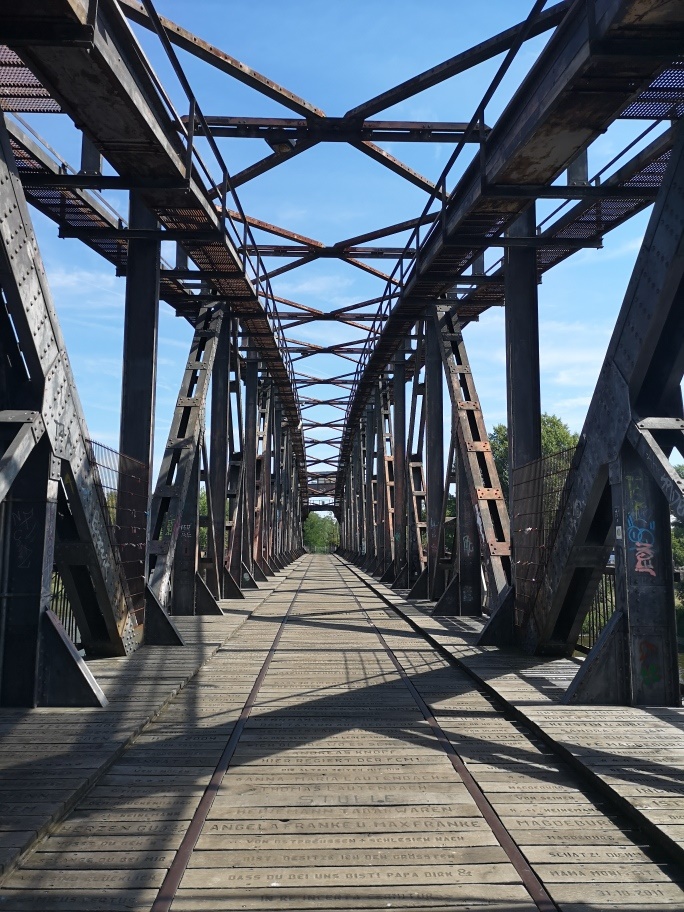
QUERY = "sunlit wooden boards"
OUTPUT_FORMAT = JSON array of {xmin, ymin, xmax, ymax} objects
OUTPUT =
[
  {"xmin": 0, "ymin": 555, "xmax": 683, "ymax": 911},
  {"xmin": 0, "ymin": 581, "xmax": 278, "ymax": 879}
]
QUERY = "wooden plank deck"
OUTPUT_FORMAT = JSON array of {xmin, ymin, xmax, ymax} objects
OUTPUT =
[
  {"xmin": 347, "ymin": 558, "xmax": 684, "ymax": 877},
  {"xmin": 0, "ymin": 580, "xmax": 281, "ymax": 880},
  {"xmin": 0, "ymin": 555, "xmax": 682, "ymax": 910}
]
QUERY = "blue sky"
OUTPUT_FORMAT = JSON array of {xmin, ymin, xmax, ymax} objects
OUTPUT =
[{"xmin": 12, "ymin": 1, "xmax": 662, "ymax": 486}]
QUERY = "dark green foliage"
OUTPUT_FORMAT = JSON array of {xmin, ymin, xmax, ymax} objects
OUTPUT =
[
  {"xmin": 303, "ymin": 512, "xmax": 340, "ymax": 552},
  {"xmin": 672, "ymin": 466, "xmax": 684, "ymax": 572},
  {"xmin": 488, "ymin": 413, "xmax": 580, "ymax": 502}
]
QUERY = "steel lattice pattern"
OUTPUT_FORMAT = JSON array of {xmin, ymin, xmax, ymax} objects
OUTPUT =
[
  {"xmin": 621, "ymin": 62, "xmax": 684, "ymax": 119},
  {"xmin": 0, "ymin": 46, "xmax": 60, "ymax": 113}
]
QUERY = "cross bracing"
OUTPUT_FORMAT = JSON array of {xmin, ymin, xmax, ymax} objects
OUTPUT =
[{"xmin": 0, "ymin": 0, "xmax": 682, "ymax": 714}]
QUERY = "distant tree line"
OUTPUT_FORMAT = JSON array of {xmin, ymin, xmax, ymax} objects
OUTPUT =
[
  {"xmin": 488, "ymin": 413, "xmax": 580, "ymax": 503},
  {"xmin": 303, "ymin": 512, "xmax": 340, "ymax": 552}
]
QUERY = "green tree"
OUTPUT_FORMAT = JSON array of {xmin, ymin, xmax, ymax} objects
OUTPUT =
[
  {"xmin": 672, "ymin": 465, "xmax": 684, "ymax": 569},
  {"xmin": 489, "ymin": 413, "xmax": 580, "ymax": 502},
  {"xmin": 303, "ymin": 512, "xmax": 340, "ymax": 552}
]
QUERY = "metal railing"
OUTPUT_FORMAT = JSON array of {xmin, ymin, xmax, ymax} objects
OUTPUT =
[
  {"xmin": 577, "ymin": 566, "xmax": 616, "ymax": 652},
  {"xmin": 121, "ymin": 0, "xmax": 300, "ymax": 404},
  {"xmin": 50, "ymin": 570, "xmax": 80, "ymax": 647},
  {"xmin": 345, "ymin": 0, "xmax": 553, "ymax": 424},
  {"xmin": 86, "ymin": 440, "xmax": 148, "ymax": 623},
  {"xmin": 511, "ymin": 446, "xmax": 577, "ymax": 627}
]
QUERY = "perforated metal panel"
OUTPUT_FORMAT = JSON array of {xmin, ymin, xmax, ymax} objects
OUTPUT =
[
  {"xmin": 0, "ymin": 46, "xmax": 60, "ymax": 113},
  {"xmin": 621, "ymin": 63, "xmax": 684, "ymax": 120}
]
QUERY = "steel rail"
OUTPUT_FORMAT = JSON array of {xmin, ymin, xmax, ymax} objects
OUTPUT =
[
  {"xmin": 332, "ymin": 558, "xmax": 558, "ymax": 912},
  {"xmin": 150, "ymin": 561, "xmax": 306, "ymax": 912}
]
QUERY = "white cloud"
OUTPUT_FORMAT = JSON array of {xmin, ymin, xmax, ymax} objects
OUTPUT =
[
  {"xmin": 47, "ymin": 266, "xmax": 122, "ymax": 300},
  {"xmin": 278, "ymin": 273, "xmax": 355, "ymax": 298}
]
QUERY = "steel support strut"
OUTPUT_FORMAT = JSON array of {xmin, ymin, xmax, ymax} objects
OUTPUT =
[
  {"xmin": 505, "ymin": 206, "xmax": 542, "ymax": 481},
  {"xmin": 146, "ymin": 303, "xmax": 226, "ymax": 630},
  {"xmin": 425, "ymin": 312, "xmax": 445, "ymax": 600},
  {"xmin": 119, "ymin": 191, "xmax": 160, "ymax": 618},
  {"xmin": 208, "ymin": 312, "xmax": 241, "ymax": 598},
  {"xmin": 0, "ymin": 114, "xmax": 133, "ymax": 704},
  {"xmin": 391, "ymin": 346, "xmax": 408, "ymax": 587},
  {"xmin": 538, "ymin": 121, "xmax": 684, "ymax": 704}
]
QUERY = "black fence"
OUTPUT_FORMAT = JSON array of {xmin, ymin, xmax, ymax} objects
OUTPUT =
[
  {"xmin": 85, "ymin": 440, "xmax": 148, "ymax": 624},
  {"xmin": 50, "ymin": 569, "xmax": 80, "ymax": 647},
  {"xmin": 510, "ymin": 446, "xmax": 577, "ymax": 628},
  {"xmin": 577, "ymin": 566, "xmax": 616, "ymax": 652}
]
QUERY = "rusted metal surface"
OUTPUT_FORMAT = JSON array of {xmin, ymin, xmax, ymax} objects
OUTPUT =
[
  {"xmin": 337, "ymin": 1, "xmax": 684, "ymax": 508},
  {"xmin": 0, "ymin": 0, "xmax": 308, "ymax": 508}
]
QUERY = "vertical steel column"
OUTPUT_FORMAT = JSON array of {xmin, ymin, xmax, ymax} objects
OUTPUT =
[
  {"xmin": 171, "ymin": 447, "xmax": 200, "ymax": 615},
  {"xmin": 364, "ymin": 402, "xmax": 376, "ymax": 568},
  {"xmin": 348, "ymin": 478, "xmax": 354, "ymax": 553},
  {"xmin": 357, "ymin": 419, "xmax": 367, "ymax": 559},
  {"xmin": 0, "ymin": 438, "xmax": 57, "ymax": 705},
  {"xmin": 567, "ymin": 149, "xmax": 589, "ymax": 186},
  {"xmin": 253, "ymin": 380, "xmax": 273, "ymax": 575},
  {"xmin": 374, "ymin": 381, "xmax": 387, "ymax": 574},
  {"xmin": 119, "ymin": 192, "xmax": 160, "ymax": 495},
  {"xmin": 261, "ymin": 389, "xmax": 274, "ymax": 570},
  {"xmin": 119, "ymin": 192, "xmax": 159, "ymax": 610},
  {"xmin": 79, "ymin": 135, "xmax": 102, "ymax": 174},
  {"xmin": 392, "ymin": 346, "xmax": 407, "ymax": 585},
  {"xmin": 425, "ymin": 313, "xmax": 445, "ymax": 599},
  {"xmin": 456, "ymin": 451, "xmax": 482, "ymax": 614},
  {"xmin": 281, "ymin": 428, "xmax": 293, "ymax": 558},
  {"xmin": 505, "ymin": 205, "xmax": 542, "ymax": 475},
  {"xmin": 209, "ymin": 309, "xmax": 230, "ymax": 597},
  {"xmin": 242, "ymin": 348, "xmax": 258, "ymax": 577},
  {"xmin": 613, "ymin": 445, "xmax": 680, "ymax": 705},
  {"xmin": 353, "ymin": 421, "xmax": 366, "ymax": 561},
  {"xmin": 505, "ymin": 205, "xmax": 541, "ymax": 617},
  {"xmin": 406, "ymin": 326, "xmax": 426, "ymax": 588},
  {"xmin": 272, "ymin": 399, "xmax": 283, "ymax": 563}
]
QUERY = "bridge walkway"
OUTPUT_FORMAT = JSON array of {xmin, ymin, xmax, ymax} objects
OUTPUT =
[{"xmin": 0, "ymin": 555, "xmax": 682, "ymax": 911}]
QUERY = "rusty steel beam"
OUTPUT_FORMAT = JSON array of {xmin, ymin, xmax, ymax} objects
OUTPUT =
[
  {"xmin": 3, "ymin": 0, "xmax": 309, "ymax": 509},
  {"xmin": 351, "ymin": 140, "xmax": 440, "ymax": 195},
  {"xmin": 337, "ymin": 0, "xmax": 684, "ymax": 511},
  {"xmin": 345, "ymin": 1, "xmax": 573, "ymax": 120},
  {"xmin": 117, "ymin": 0, "xmax": 325, "ymax": 118},
  {"xmin": 242, "ymin": 244, "xmax": 413, "ymax": 259},
  {"xmin": 194, "ymin": 116, "xmax": 480, "ymax": 143}
]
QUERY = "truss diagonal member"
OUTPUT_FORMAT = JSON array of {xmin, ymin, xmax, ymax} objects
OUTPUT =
[
  {"xmin": 352, "ymin": 141, "xmax": 439, "ymax": 196},
  {"xmin": 433, "ymin": 308, "xmax": 510, "ymax": 609},
  {"xmin": 0, "ymin": 116, "xmax": 139, "ymax": 655},
  {"xmin": 265, "ymin": 253, "xmax": 318, "ymax": 281},
  {"xmin": 345, "ymin": 1, "xmax": 573, "ymax": 120},
  {"xmin": 222, "ymin": 140, "xmax": 320, "ymax": 192},
  {"xmin": 0, "ymin": 412, "xmax": 44, "ymax": 503},
  {"xmin": 332, "ymin": 213, "xmax": 438, "ymax": 250},
  {"xmin": 512, "ymin": 120, "xmax": 684, "ymax": 659},
  {"xmin": 117, "ymin": 0, "xmax": 325, "ymax": 118},
  {"xmin": 627, "ymin": 419, "xmax": 684, "ymax": 523},
  {"xmin": 228, "ymin": 210, "xmax": 325, "ymax": 249},
  {"xmin": 342, "ymin": 256, "xmax": 401, "ymax": 286},
  {"xmin": 147, "ymin": 304, "xmax": 225, "ymax": 609}
]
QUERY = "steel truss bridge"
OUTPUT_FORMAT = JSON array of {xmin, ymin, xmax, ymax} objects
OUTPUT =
[{"xmin": 1, "ymin": 1, "xmax": 684, "ymax": 907}]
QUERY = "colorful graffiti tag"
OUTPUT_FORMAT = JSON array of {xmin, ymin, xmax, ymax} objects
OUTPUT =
[
  {"xmin": 639, "ymin": 638, "xmax": 662, "ymax": 687},
  {"xmin": 626, "ymin": 511, "xmax": 657, "ymax": 578}
]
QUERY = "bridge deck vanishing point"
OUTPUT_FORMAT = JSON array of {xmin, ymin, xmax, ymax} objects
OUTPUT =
[{"xmin": 0, "ymin": 555, "xmax": 683, "ymax": 912}]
